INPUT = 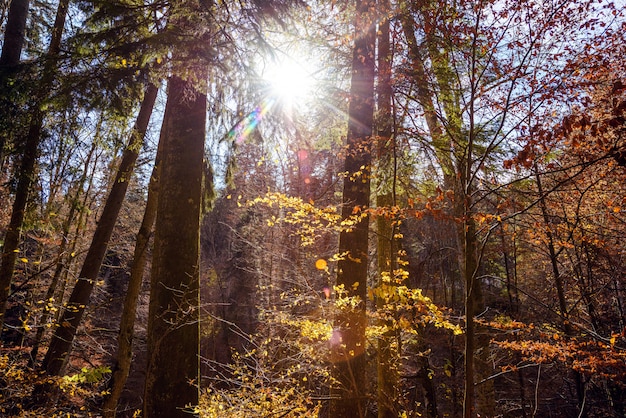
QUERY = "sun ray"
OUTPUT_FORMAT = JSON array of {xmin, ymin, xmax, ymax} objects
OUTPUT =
[{"xmin": 261, "ymin": 53, "xmax": 316, "ymax": 106}]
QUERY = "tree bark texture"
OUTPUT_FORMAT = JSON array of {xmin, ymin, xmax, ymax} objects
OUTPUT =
[
  {"xmin": 0, "ymin": 0, "xmax": 29, "ymax": 66},
  {"xmin": 330, "ymin": 0, "xmax": 376, "ymax": 416},
  {"xmin": 41, "ymin": 82, "xmax": 158, "ymax": 374},
  {"xmin": 143, "ymin": 74, "xmax": 205, "ymax": 418},
  {"xmin": 375, "ymin": 1, "xmax": 400, "ymax": 416}
]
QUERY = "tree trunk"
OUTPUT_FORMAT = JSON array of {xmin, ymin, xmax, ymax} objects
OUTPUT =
[
  {"xmin": 41, "ymin": 82, "xmax": 158, "ymax": 375},
  {"xmin": 534, "ymin": 164, "xmax": 586, "ymax": 417},
  {"xmin": 0, "ymin": 0, "xmax": 69, "ymax": 337},
  {"xmin": 143, "ymin": 74, "xmax": 205, "ymax": 418},
  {"xmin": 103, "ymin": 115, "xmax": 162, "ymax": 418},
  {"xmin": 0, "ymin": 0, "xmax": 29, "ymax": 165},
  {"xmin": 375, "ymin": 1, "xmax": 399, "ymax": 416},
  {"xmin": 462, "ymin": 205, "xmax": 478, "ymax": 418},
  {"xmin": 399, "ymin": 8, "xmax": 454, "ymax": 186},
  {"xmin": 0, "ymin": 0, "xmax": 29, "ymax": 66},
  {"xmin": 330, "ymin": 0, "xmax": 375, "ymax": 416},
  {"xmin": 29, "ymin": 140, "xmax": 98, "ymax": 364}
]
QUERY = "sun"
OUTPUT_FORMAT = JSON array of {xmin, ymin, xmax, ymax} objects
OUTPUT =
[{"xmin": 261, "ymin": 53, "xmax": 316, "ymax": 105}]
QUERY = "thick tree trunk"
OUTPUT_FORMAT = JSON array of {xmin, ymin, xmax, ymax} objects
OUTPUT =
[
  {"xmin": 143, "ymin": 74, "xmax": 205, "ymax": 418},
  {"xmin": 41, "ymin": 82, "xmax": 158, "ymax": 375},
  {"xmin": 330, "ymin": 0, "xmax": 375, "ymax": 416},
  {"xmin": 0, "ymin": 0, "xmax": 69, "ymax": 337},
  {"xmin": 0, "ymin": 0, "xmax": 29, "ymax": 66},
  {"xmin": 0, "ymin": 0, "xmax": 29, "ymax": 164},
  {"xmin": 103, "ymin": 117, "xmax": 162, "ymax": 418}
]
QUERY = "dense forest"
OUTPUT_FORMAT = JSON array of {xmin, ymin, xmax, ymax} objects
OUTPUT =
[{"xmin": 0, "ymin": 0, "xmax": 625, "ymax": 417}]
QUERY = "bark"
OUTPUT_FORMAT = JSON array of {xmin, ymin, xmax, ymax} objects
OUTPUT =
[
  {"xmin": 375, "ymin": 2, "xmax": 399, "ymax": 416},
  {"xmin": 103, "ymin": 114, "xmax": 162, "ymax": 418},
  {"xmin": 0, "ymin": 0, "xmax": 29, "ymax": 66},
  {"xmin": 41, "ymin": 82, "xmax": 159, "ymax": 375},
  {"xmin": 330, "ymin": 0, "xmax": 375, "ymax": 416},
  {"xmin": 0, "ymin": 0, "xmax": 29, "ymax": 163},
  {"xmin": 143, "ymin": 74, "xmax": 205, "ymax": 418},
  {"xmin": 0, "ymin": 0, "xmax": 69, "ymax": 336},
  {"xmin": 462, "ymin": 205, "xmax": 478, "ymax": 418}
]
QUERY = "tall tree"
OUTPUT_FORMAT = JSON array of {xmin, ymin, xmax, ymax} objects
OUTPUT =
[
  {"xmin": 330, "ymin": 0, "xmax": 376, "ymax": 416},
  {"xmin": 0, "ymin": 0, "xmax": 30, "ymax": 165},
  {"xmin": 374, "ymin": 0, "xmax": 400, "ymax": 416},
  {"xmin": 103, "ymin": 132, "xmax": 161, "ymax": 417},
  {"xmin": 41, "ymin": 81, "xmax": 158, "ymax": 375},
  {"xmin": 143, "ymin": 72, "xmax": 206, "ymax": 417},
  {"xmin": 0, "ymin": 0, "xmax": 29, "ymax": 164},
  {"xmin": 0, "ymin": 0, "xmax": 70, "ymax": 336}
]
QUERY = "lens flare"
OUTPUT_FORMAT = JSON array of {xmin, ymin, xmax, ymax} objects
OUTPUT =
[{"xmin": 227, "ymin": 98, "xmax": 275, "ymax": 144}]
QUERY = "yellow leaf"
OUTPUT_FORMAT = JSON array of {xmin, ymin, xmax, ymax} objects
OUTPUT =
[{"xmin": 20, "ymin": 258, "xmax": 28, "ymax": 263}]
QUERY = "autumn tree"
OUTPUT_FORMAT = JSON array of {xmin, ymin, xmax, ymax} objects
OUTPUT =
[
  {"xmin": 40, "ymin": 80, "xmax": 158, "ymax": 375},
  {"xmin": 143, "ymin": 0, "xmax": 307, "ymax": 414},
  {"xmin": 329, "ymin": 0, "xmax": 376, "ymax": 416},
  {"xmin": 0, "ymin": 0, "xmax": 70, "ymax": 336}
]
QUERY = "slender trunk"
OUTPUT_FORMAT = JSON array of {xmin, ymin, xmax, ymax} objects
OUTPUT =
[
  {"xmin": 0, "ymin": 0, "xmax": 70, "ymax": 336},
  {"xmin": 41, "ymin": 82, "xmax": 158, "ymax": 375},
  {"xmin": 500, "ymin": 223, "xmax": 517, "ymax": 312},
  {"xmin": 54, "ymin": 150, "xmax": 102, "ymax": 318},
  {"xmin": 462, "ymin": 207, "xmax": 478, "ymax": 418},
  {"xmin": 399, "ymin": 8, "xmax": 454, "ymax": 185},
  {"xmin": 29, "ymin": 141, "xmax": 98, "ymax": 364},
  {"xmin": 143, "ymin": 73, "xmax": 205, "ymax": 418},
  {"xmin": 580, "ymin": 243, "xmax": 599, "ymax": 331},
  {"xmin": 103, "ymin": 122, "xmax": 162, "ymax": 418},
  {"xmin": 400, "ymin": 3, "xmax": 464, "ymax": 416},
  {"xmin": 330, "ymin": 0, "xmax": 375, "ymax": 416},
  {"xmin": 375, "ymin": 1, "xmax": 399, "ymax": 416},
  {"xmin": 534, "ymin": 165, "xmax": 586, "ymax": 416}
]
